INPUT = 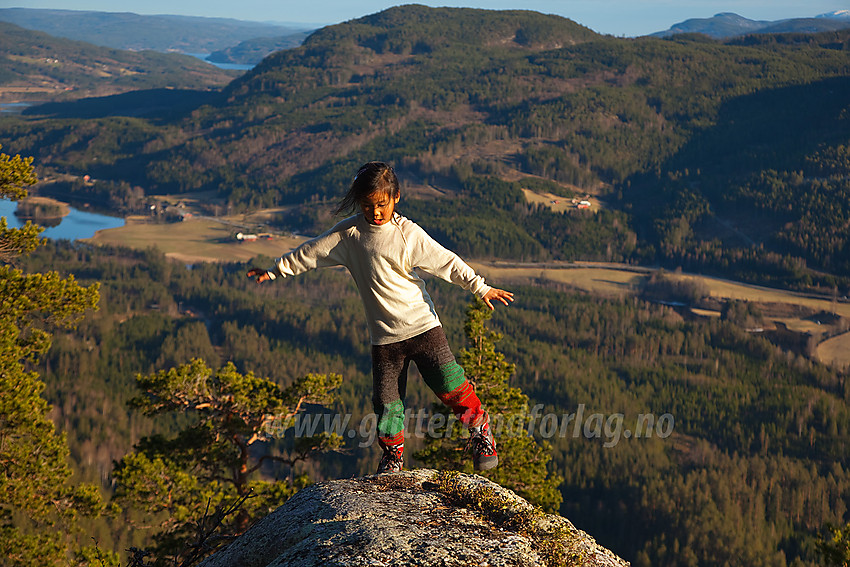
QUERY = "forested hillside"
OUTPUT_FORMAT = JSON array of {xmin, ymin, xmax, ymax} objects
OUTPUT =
[
  {"xmin": 2, "ymin": 9, "xmax": 850, "ymax": 563},
  {"xmin": 0, "ymin": 21, "xmax": 238, "ymax": 103},
  {"xmin": 207, "ymin": 32, "xmax": 312, "ymax": 65},
  {"xmin": 20, "ymin": 240, "xmax": 849, "ymax": 566},
  {"xmin": 2, "ymin": 6, "xmax": 849, "ymax": 292}
]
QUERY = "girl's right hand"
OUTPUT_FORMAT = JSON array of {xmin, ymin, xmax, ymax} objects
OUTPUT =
[{"xmin": 246, "ymin": 268, "xmax": 273, "ymax": 284}]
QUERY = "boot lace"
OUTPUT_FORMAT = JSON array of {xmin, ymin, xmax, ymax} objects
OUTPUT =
[
  {"xmin": 377, "ymin": 446, "xmax": 403, "ymax": 473},
  {"xmin": 465, "ymin": 426, "xmax": 495, "ymax": 457}
]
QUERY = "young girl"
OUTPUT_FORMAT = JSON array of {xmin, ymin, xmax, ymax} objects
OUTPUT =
[{"xmin": 247, "ymin": 162, "xmax": 513, "ymax": 473}]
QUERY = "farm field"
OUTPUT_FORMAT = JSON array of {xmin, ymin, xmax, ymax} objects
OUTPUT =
[
  {"xmin": 669, "ymin": 273, "xmax": 850, "ymax": 319},
  {"xmin": 86, "ymin": 217, "xmax": 850, "ymax": 369},
  {"xmin": 85, "ymin": 215, "xmax": 304, "ymax": 264},
  {"xmin": 817, "ymin": 333, "xmax": 850, "ymax": 369},
  {"xmin": 85, "ymin": 217, "xmax": 848, "ymax": 322},
  {"xmin": 470, "ymin": 261, "xmax": 646, "ymax": 297},
  {"xmin": 473, "ymin": 261, "xmax": 850, "ymax": 317},
  {"xmin": 472, "ymin": 261, "xmax": 850, "ymax": 369},
  {"xmin": 84, "ymin": 217, "xmax": 850, "ymax": 317},
  {"xmin": 519, "ymin": 187, "xmax": 602, "ymax": 213}
]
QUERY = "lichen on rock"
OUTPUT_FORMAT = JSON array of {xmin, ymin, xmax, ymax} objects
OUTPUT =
[{"xmin": 199, "ymin": 469, "xmax": 629, "ymax": 567}]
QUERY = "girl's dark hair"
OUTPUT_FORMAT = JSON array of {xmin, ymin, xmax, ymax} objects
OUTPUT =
[{"xmin": 335, "ymin": 161, "xmax": 400, "ymax": 216}]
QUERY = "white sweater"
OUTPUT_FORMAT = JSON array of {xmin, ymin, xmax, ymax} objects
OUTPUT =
[{"xmin": 269, "ymin": 213, "xmax": 492, "ymax": 345}]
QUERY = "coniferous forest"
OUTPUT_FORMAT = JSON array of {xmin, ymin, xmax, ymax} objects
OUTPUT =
[
  {"xmin": 14, "ymin": 240, "xmax": 848, "ymax": 567},
  {"xmin": 2, "ymin": 5, "xmax": 850, "ymax": 567}
]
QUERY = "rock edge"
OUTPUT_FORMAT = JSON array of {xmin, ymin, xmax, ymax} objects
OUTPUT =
[{"xmin": 199, "ymin": 469, "xmax": 629, "ymax": 567}]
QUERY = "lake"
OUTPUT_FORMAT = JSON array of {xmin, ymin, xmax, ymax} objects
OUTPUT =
[
  {"xmin": 0, "ymin": 102, "xmax": 35, "ymax": 114},
  {"xmin": 185, "ymin": 53, "xmax": 254, "ymax": 71},
  {"xmin": 0, "ymin": 199, "xmax": 124, "ymax": 241}
]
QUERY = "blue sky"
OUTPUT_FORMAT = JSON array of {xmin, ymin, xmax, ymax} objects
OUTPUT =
[{"xmin": 6, "ymin": 1, "xmax": 849, "ymax": 36}]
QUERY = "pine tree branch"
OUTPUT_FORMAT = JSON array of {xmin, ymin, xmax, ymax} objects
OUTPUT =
[{"xmin": 176, "ymin": 490, "xmax": 254, "ymax": 567}]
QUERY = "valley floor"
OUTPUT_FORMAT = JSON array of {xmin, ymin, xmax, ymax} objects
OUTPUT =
[{"xmin": 83, "ymin": 213, "xmax": 850, "ymax": 371}]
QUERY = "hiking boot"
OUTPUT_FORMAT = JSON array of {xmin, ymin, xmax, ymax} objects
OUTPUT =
[
  {"xmin": 466, "ymin": 414, "xmax": 498, "ymax": 471},
  {"xmin": 376, "ymin": 443, "xmax": 404, "ymax": 473}
]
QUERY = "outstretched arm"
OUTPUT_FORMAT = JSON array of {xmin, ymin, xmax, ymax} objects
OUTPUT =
[
  {"xmin": 482, "ymin": 287, "xmax": 514, "ymax": 310},
  {"xmin": 246, "ymin": 219, "xmax": 352, "ymax": 285},
  {"xmin": 408, "ymin": 223, "xmax": 513, "ymax": 308}
]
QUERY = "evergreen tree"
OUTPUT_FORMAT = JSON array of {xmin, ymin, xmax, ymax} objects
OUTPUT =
[
  {"xmin": 112, "ymin": 358, "xmax": 343, "ymax": 565},
  {"xmin": 0, "ymin": 146, "xmax": 106, "ymax": 566},
  {"xmin": 0, "ymin": 147, "xmax": 39, "ymax": 263},
  {"xmin": 415, "ymin": 300, "xmax": 563, "ymax": 512}
]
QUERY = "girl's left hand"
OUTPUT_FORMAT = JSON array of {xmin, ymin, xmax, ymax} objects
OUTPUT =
[{"xmin": 483, "ymin": 288, "xmax": 514, "ymax": 310}]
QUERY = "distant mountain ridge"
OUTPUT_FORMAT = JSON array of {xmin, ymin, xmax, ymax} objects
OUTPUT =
[
  {"xmin": 818, "ymin": 9, "xmax": 850, "ymax": 19},
  {"xmin": 4, "ymin": 5, "xmax": 850, "ymax": 290},
  {"xmin": 0, "ymin": 7, "xmax": 311, "ymax": 53},
  {"xmin": 0, "ymin": 21, "xmax": 237, "ymax": 103},
  {"xmin": 653, "ymin": 10, "xmax": 850, "ymax": 38},
  {"xmin": 207, "ymin": 32, "xmax": 312, "ymax": 66}
]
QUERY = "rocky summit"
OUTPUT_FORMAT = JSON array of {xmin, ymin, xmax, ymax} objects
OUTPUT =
[{"xmin": 199, "ymin": 469, "xmax": 629, "ymax": 567}]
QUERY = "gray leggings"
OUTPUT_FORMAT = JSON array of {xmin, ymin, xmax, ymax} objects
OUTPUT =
[{"xmin": 371, "ymin": 326, "xmax": 481, "ymax": 443}]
